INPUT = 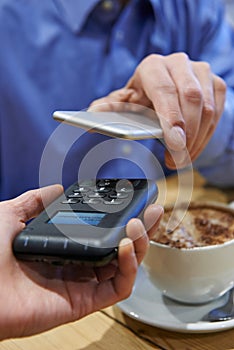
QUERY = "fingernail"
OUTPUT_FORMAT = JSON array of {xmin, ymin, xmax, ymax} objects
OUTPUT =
[
  {"xmin": 127, "ymin": 218, "xmax": 146, "ymax": 241},
  {"xmin": 145, "ymin": 205, "xmax": 164, "ymax": 231},
  {"xmin": 120, "ymin": 237, "xmax": 132, "ymax": 247},
  {"xmin": 168, "ymin": 126, "xmax": 186, "ymax": 151}
]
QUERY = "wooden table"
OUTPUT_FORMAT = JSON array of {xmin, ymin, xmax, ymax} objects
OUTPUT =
[{"xmin": 1, "ymin": 170, "xmax": 234, "ymax": 350}]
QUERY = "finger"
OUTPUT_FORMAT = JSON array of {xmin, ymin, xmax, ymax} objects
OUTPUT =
[
  {"xmin": 88, "ymin": 88, "xmax": 151, "ymax": 116},
  {"xmin": 10, "ymin": 184, "xmax": 63, "ymax": 223},
  {"xmin": 94, "ymin": 262, "xmax": 118, "ymax": 282},
  {"xmin": 143, "ymin": 204, "xmax": 164, "ymax": 239},
  {"xmin": 90, "ymin": 218, "xmax": 155, "ymax": 310},
  {"xmin": 164, "ymin": 57, "xmax": 214, "ymax": 168},
  {"xmin": 93, "ymin": 238, "xmax": 137, "ymax": 310},
  {"xmin": 96, "ymin": 205, "xmax": 164, "ymax": 281},
  {"xmin": 92, "ymin": 219, "xmax": 150, "ymax": 309},
  {"xmin": 126, "ymin": 218, "xmax": 148, "ymax": 265},
  {"xmin": 114, "ymin": 237, "xmax": 138, "ymax": 292},
  {"xmin": 165, "ymin": 62, "xmax": 226, "ymax": 166},
  {"xmin": 127, "ymin": 54, "xmax": 186, "ymax": 152},
  {"xmin": 165, "ymin": 147, "xmax": 192, "ymax": 169},
  {"xmin": 165, "ymin": 54, "xmax": 203, "ymax": 153},
  {"xmin": 190, "ymin": 75, "xmax": 226, "ymax": 160},
  {"xmin": 88, "ymin": 88, "xmax": 135, "ymax": 112},
  {"xmin": 213, "ymin": 75, "xmax": 226, "ymax": 118},
  {"xmin": 125, "ymin": 76, "xmax": 153, "ymax": 107},
  {"xmin": 88, "ymin": 97, "xmax": 117, "ymax": 112},
  {"xmin": 188, "ymin": 62, "xmax": 215, "ymax": 159}
]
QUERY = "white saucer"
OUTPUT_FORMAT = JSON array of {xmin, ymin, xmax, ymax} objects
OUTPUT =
[{"xmin": 117, "ymin": 266, "xmax": 234, "ymax": 333}]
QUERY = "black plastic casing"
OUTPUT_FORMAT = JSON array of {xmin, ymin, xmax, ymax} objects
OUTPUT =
[{"xmin": 13, "ymin": 179, "xmax": 158, "ymax": 266}]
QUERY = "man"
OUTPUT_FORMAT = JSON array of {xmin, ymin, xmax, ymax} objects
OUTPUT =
[{"xmin": 0, "ymin": 0, "xmax": 234, "ymax": 199}]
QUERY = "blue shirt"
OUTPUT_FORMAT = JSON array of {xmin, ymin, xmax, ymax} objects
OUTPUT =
[{"xmin": 0, "ymin": 0, "xmax": 234, "ymax": 200}]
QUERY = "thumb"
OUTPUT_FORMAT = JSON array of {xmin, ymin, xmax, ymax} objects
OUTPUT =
[
  {"xmin": 8, "ymin": 184, "xmax": 63, "ymax": 223},
  {"xmin": 88, "ymin": 88, "xmax": 135, "ymax": 112},
  {"xmin": 0, "ymin": 185, "xmax": 63, "ymax": 245}
]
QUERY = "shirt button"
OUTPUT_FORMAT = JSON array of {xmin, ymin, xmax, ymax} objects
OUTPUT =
[{"xmin": 101, "ymin": 0, "xmax": 114, "ymax": 11}]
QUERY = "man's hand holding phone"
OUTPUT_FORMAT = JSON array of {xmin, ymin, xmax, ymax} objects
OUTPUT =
[{"xmin": 89, "ymin": 53, "xmax": 226, "ymax": 168}]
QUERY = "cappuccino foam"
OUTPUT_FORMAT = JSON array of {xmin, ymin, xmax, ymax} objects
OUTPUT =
[{"xmin": 154, "ymin": 205, "xmax": 234, "ymax": 248}]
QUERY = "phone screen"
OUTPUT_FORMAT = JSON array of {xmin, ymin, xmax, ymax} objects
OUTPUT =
[{"xmin": 48, "ymin": 211, "xmax": 106, "ymax": 226}]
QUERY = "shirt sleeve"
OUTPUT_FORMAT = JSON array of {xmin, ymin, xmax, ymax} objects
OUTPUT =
[
  {"xmin": 190, "ymin": 0, "xmax": 234, "ymax": 187},
  {"xmin": 194, "ymin": 88, "xmax": 234, "ymax": 187}
]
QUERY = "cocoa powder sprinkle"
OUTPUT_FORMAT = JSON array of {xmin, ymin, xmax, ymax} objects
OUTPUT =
[{"xmin": 153, "ymin": 206, "xmax": 234, "ymax": 248}]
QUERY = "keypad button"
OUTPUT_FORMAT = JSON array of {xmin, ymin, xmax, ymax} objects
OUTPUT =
[
  {"xmin": 88, "ymin": 193, "xmax": 106, "ymax": 198},
  {"xmin": 97, "ymin": 179, "xmax": 114, "ymax": 187},
  {"xmin": 109, "ymin": 192, "xmax": 129, "ymax": 199},
  {"xmin": 118, "ymin": 187, "xmax": 133, "ymax": 193},
  {"xmin": 116, "ymin": 179, "xmax": 134, "ymax": 193},
  {"xmin": 68, "ymin": 193, "xmax": 83, "ymax": 198},
  {"xmin": 104, "ymin": 199, "xmax": 124, "ymax": 205},
  {"xmin": 95, "ymin": 186, "xmax": 111, "ymax": 193},
  {"xmin": 132, "ymin": 179, "xmax": 141, "ymax": 187},
  {"xmin": 74, "ymin": 187, "xmax": 89, "ymax": 193},
  {"xmin": 82, "ymin": 199, "xmax": 102, "ymax": 205},
  {"xmin": 61, "ymin": 199, "xmax": 79, "ymax": 204},
  {"xmin": 79, "ymin": 180, "xmax": 96, "ymax": 187}
]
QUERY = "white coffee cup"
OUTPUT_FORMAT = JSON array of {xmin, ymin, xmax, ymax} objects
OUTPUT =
[{"xmin": 143, "ymin": 202, "xmax": 234, "ymax": 304}]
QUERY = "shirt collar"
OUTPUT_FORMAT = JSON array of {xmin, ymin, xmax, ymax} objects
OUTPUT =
[
  {"xmin": 55, "ymin": 0, "xmax": 159, "ymax": 33},
  {"xmin": 55, "ymin": 0, "xmax": 100, "ymax": 32}
]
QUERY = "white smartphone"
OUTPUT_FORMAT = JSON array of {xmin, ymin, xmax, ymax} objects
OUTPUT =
[{"xmin": 53, "ymin": 110, "xmax": 163, "ymax": 140}]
